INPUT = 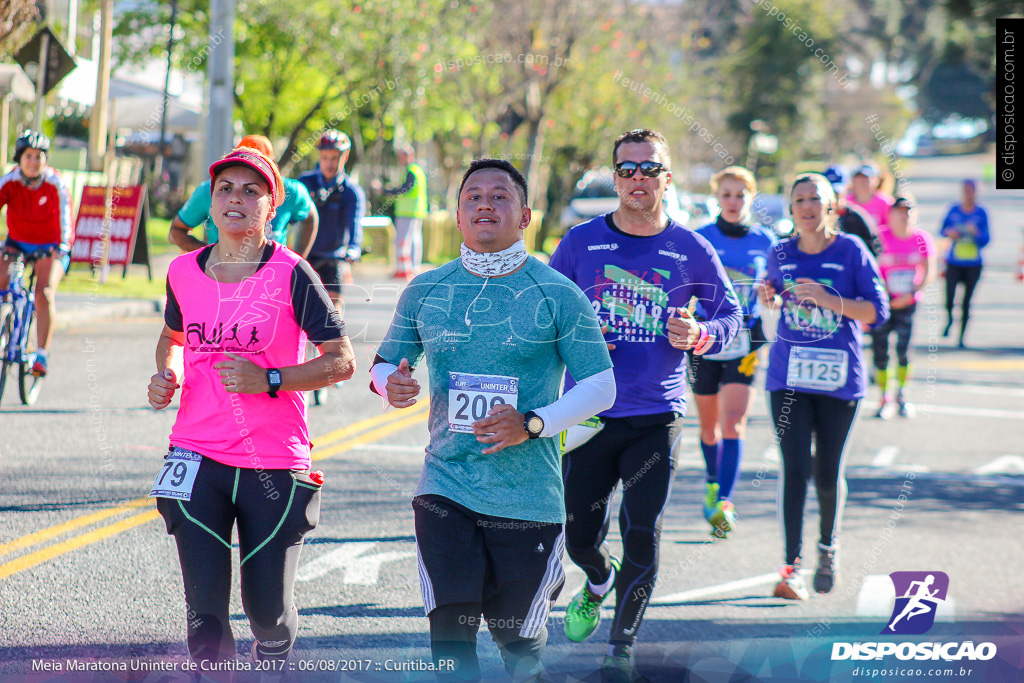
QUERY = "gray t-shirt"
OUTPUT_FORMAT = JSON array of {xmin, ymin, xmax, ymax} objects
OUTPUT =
[{"xmin": 376, "ymin": 257, "xmax": 613, "ymax": 523}]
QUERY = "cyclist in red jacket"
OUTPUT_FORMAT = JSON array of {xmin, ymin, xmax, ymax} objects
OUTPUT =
[{"xmin": 0, "ymin": 130, "xmax": 72, "ymax": 377}]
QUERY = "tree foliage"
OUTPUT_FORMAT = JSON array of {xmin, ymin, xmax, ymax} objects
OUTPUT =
[
  {"xmin": 0, "ymin": 0, "xmax": 39, "ymax": 57},
  {"xmin": 107, "ymin": 0, "xmax": 1000, "ymax": 228},
  {"xmin": 724, "ymin": 0, "xmax": 839, "ymax": 163}
]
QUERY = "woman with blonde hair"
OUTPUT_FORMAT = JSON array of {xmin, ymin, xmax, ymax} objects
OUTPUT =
[
  {"xmin": 690, "ymin": 165, "xmax": 777, "ymax": 538},
  {"xmin": 759, "ymin": 173, "xmax": 888, "ymax": 600}
]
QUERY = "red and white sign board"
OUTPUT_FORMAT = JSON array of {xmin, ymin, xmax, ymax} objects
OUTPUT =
[{"xmin": 71, "ymin": 185, "xmax": 150, "ymax": 275}]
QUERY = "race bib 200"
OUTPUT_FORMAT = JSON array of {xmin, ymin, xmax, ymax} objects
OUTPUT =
[{"xmin": 448, "ymin": 372, "xmax": 519, "ymax": 433}]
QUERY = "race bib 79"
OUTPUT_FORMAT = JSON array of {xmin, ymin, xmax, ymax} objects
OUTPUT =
[{"xmin": 149, "ymin": 447, "xmax": 202, "ymax": 500}]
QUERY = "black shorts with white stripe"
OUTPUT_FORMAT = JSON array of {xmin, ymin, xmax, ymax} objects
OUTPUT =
[{"xmin": 413, "ymin": 494, "xmax": 565, "ymax": 639}]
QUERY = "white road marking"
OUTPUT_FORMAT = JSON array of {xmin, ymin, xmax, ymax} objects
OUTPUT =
[
  {"xmin": 761, "ymin": 446, "xmax": 779, "ymax": 464},
  {"xmin": 871, "ymin": 446, "xmax": 901, "ymax": 468},
  {"xmin": 928, "ymin": 383, "xmax": 1024, "ymax": 398},
  {"xmin": 916, "ymin": 404, "xmax": 1024, "ymax": 420},
  {"xmin": 856, "ymin": 574, "xmax": 955, "ymax": 621},
  {"xmin": 297, "ymin": 542, "xmax": 415, "ymax": 584},
  {"xmin": 973, "ymin": 454, "xmax": 1024, "ymax": 475},
  {"xmin": 343, "ymin": 551, "xmax": 416, "ymax": 585},
  {"xmin": 651, "ymin": 571, "xmax": 785, "ymax": 604},
  {"xmin": 855, "ymin": 575, "xmax": 896, "ymax": 617},
  {"xmin": 297, "ymin": 542, "xmax": 377, "ymax": 581}
]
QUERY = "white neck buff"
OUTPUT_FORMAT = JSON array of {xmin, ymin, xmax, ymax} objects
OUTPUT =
[{"xmin": 460, "ymin": 239, "xmax": 528, "ymax": 277}]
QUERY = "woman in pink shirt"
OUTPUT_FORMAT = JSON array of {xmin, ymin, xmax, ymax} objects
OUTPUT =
[
  {"xmin": 146, "ymin": 148, "xmax": 355, "ymax": 667},
  {"xmin": 846, "ymin": 163, "xmax": 893, "ymax": 233},
  {"xmin": 870, "ymin": 195, "xmax": 935, "ymax": 418}
]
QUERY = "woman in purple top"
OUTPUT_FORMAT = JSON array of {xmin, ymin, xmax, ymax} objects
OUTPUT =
[{"xmin": 759, "ymin": 173, "xmax": 889, "ymax": 601}]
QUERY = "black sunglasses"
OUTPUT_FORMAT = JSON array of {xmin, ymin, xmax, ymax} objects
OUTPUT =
[{"xmin": 614, "ymin": 160, "xmax": 667, "ymax": 178}]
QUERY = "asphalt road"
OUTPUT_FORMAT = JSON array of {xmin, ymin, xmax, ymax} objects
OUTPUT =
[{"xmin": 1, "ymin": 153, "xmax": 1022, "ymax": 683}]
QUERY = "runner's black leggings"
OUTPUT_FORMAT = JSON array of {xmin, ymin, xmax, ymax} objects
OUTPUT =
[
  {"xmin": 156, "ymin": 455, "xmax": 321, "ymax": 664},
  {"xmin": 872, "ymin": 305, "xmax": 916, "ymax": 369},
  {"xmin": 562, "ymin": 414, "xmax": 682, "ymax": 646},
  {"xmin": 944, "ymin": 263, "xmax": 982, "ymax": 335},
  {"xmin": 769, "ymin": 391, "xmax": 859, "ymax": 565},
  {"xmin": 429, "ymin": 603, "xmax": 547, "ymax": 682}
]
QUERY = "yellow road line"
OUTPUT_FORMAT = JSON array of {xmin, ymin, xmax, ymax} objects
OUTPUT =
[
  {"xmin": 0, "ymin": 404, "xmax": 429, "ymax": 580},
  {"xmin": 312, "ymin": 401, "xmax": 428, "ymax": 450},
  {"xmin": 0, "ymin": 406, "xmax": 422, "ymax": 561},
  {"xmin": 0, "ymin": 509, "xmax": 161, "ymax": 580},
  {"xmin": 313, "ymin": 410, "xmax": 428, "ymax": 462},
  {"xmin": 0, "ymin": 497, "xmax": 149, "ymax": 558}
]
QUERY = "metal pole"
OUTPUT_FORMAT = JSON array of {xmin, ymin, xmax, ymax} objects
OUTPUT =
[
  {"xmin": 1, "ymin": 93, "xmax": 10, "ymax": 165},
  {"xmin": 34, "ymin": 31, "xmax": 49, "ymax": 127},
  {"xmin": 157, "ymin": 0, "xmax": 179, "ymax": 175},
  {"xmin": 67, "ymin": 0, "xmax": 79, "ymax": 56},
  {"xmin": 204, "ymin": 0, "xmax": 235, "ymax": 168},
  {"xmin": 88, "ymin": 0, "xmax": 113, "ymax": 171}
]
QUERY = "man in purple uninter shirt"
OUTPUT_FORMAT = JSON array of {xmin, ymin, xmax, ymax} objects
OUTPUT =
[{"xmin": 549, "ymin": 128, "xmax": 741, "ymax": 681}]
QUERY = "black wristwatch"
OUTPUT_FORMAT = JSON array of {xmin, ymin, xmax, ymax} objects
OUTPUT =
[
  {"xmin": 523, "ymin": 410, "xmax": 544, "ymax": 439},
  {"xmin": 266, "ymin": 368, "xmax": 282, "ymax": 398}
]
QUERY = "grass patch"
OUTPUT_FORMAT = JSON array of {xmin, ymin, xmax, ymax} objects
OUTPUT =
[
  {"xmin": 1, "ymin": 207, "xmax": 176, "ymax": 299},
  {"xmin": 59, "ymin": 215, "xmax": 175, "ymax": 299},
  {"xmin": 148, "ymin": 216, "xmax": 175, "ymax": 255},
  {"xmin": 58, "ymin": 214, "xmax": 175, "ymax": 299},
  {"xmin": 60, "ymin": 265, "xmax": 166, "ymax": 299}
]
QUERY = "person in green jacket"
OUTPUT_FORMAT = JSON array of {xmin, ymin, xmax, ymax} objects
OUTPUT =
[{"xmin": 375, "ymin": 145, "xmax": 428, "ymax": 278}]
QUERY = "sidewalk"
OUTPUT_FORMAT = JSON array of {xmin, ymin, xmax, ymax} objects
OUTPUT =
[{"xmin": 55, "ymin": 253, "xmax": 415, "ymax": 329}]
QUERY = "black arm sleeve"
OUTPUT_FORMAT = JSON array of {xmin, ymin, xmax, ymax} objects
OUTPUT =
[
  {"xmin": 165, "ymin": 278, "xmax": 184, "ymax": 332},
  {"xmin": 291, "ymin": 258, "xmax": 348, "ymax": 343},
  {"xmin": 382, "ymin": 170, "xmax": 416, "ymax": 196}
]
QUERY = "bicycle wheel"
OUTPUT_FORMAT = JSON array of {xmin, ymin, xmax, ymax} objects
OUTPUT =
[
  {"xmin": 18, "ymin": 307, "xmax": 42, "ymax": 405},
  {"xmin": 0, "ymin": 307, "xmax": 12, "ymax": 404}
]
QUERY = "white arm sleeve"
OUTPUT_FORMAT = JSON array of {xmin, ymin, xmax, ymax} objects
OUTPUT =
[
  {"xmin": 533, "ymin": 367, "xmax": 616, "ymax": 438},
  {"xmin": 370, "ymin": 361, "xmax": 398, "ymax": 400}
]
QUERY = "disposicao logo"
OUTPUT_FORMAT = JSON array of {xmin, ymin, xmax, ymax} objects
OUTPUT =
[
  {"xmin": 831, "ymin": 571, "xmax": 997, "ymax": 663},
  {"xmin": 883, "ymin": 571, "xmax": 948, "ymax": 635}
]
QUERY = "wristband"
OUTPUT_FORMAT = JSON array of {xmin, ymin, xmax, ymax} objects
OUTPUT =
[{"xmin": 692, "ymin": 323, "xmax": 715, "ymax": 356}]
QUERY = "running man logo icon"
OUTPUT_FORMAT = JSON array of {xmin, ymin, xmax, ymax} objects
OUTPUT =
[{"xmin": 882, "ymin": 571, "xmax": 949, "ymax": 635}]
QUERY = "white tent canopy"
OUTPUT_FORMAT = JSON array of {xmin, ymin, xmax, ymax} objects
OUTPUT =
[{"xmin": 58, "ymin": 58, "xmax": 203, "ymax": 135}]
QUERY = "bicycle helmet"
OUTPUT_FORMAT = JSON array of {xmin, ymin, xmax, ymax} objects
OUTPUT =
[
  {"xmin": 317, "ymin": 130, "xmax": 351, "ymax": 152},
  {"xmin": 14, "ymin": 130, "xmax": 50, "ymax": 163}
]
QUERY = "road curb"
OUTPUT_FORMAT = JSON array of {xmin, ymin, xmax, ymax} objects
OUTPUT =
[{"xmin": 56, "ymin": 297, "xmax": 164, "ymax": 330}]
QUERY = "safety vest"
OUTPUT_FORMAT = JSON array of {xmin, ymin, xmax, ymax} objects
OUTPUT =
[{"xmin": 394, "ymin": 163, "xmax": 428, "ymax": 218}]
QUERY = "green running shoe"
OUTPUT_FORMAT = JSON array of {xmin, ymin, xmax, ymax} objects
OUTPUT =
[
  {"xmin": 702, "ymin": 482, "xmax": 719, "ymax": 522},
  {"xmin": 564, "ymin": 558, "xmax": 619, "ymax": 642},
  {"xmin": 709, "ymin": 500, "xmax": 737, "ymax": 538}
]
